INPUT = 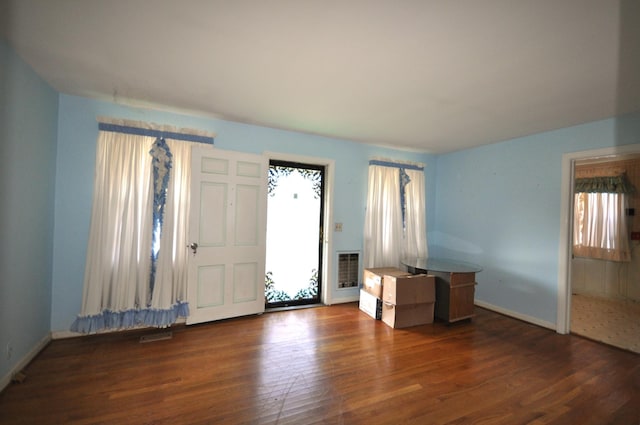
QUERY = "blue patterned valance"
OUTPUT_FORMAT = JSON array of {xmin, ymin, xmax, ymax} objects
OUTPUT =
[
  {"xmin": 369, "ymin": 159, "xmax": 424, "ymax": 171},
  {"xmin": 98, "ymin": 122, "xmax": 214, "ymax": 145}
]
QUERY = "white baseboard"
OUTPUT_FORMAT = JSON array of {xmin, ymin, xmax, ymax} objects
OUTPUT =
[
  {"xmin": 475, "ymin": 300, "xmax": 557, "ymax": 331},
  {"xmin": 52, "ymin": 330, "xmax": 84, "ymax": 339},
  {"xmin": 326, "ymin": 294, "xmax": 359, "ymax": 306},
  {"xmin": 1, "ymin": 333, "xmax": 51, "ymax": 392}
]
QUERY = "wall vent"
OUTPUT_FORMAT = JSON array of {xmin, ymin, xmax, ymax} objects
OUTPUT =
[{"xmin": 337, "ymin": 252, "xmax": 359, "ymax": 289}]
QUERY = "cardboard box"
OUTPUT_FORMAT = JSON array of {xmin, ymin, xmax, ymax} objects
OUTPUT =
[
  {"xmin": 382, "ymin": 274, "xmax": 435, "ymax": 305},
  {"xmin": 362, "ymin": 267, "xmax": 411, "ymax": 298},
  {"xmin": 381, "ymin": 302, "xmax": 435, "ymax": 328},
  {"xmin": 359, "ymin": 289, "xmax": 382, "ymax": 319}
]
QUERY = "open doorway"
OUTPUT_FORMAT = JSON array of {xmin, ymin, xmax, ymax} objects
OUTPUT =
[
  {"xmin": 265, "ymin": 160, "xmax": 325, "ymax": 309},
  {"xmin": 558, "ymin": 144, "xmax": 640, "ymax": 354},
  {"xmin": 569, "ymin": 154, "xmax": 640, "ymax": 352}
]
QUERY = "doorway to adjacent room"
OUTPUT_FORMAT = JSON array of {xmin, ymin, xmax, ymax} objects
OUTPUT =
[{"xmin": 558, "ymin": 143, "xmax": 640, "ymax": 354}]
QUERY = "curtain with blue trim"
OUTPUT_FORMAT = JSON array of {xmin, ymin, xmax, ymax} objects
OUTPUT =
[
  {"xmin": 71, "ymin": 119, "xmax": 214, "ymax": 333},
  {"xmin": 363, "ymin": 159, "xmax": 427, "ymax": 268}
]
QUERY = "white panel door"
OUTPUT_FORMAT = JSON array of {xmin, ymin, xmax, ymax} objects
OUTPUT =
[{"xmin": 187, "ymin": 146, "xmax": 267, "ymax": 324}]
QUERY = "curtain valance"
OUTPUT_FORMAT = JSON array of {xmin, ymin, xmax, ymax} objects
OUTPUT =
[
  {"xmin": 574, "ymin": 174, "xmax": 635, "ymax": 194},
  {"xmin": 97, "ymin": 117, "xmax": 215, "ymax": 144},
  {"xmin": 369, "ymin": 159, "xmax": 424, "ymax": 171}
]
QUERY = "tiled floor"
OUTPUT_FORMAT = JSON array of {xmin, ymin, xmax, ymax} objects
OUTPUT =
[{"xmin": 571, "ymin": 293, "xmax": 640, "ymax": 354}]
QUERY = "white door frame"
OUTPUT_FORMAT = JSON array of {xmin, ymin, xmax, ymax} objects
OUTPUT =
[
  {"xmin": 265, "ymin": 151, "xmax": 335, "ymax": 306},
  {"xmin": 557, "ymin": 143, "xmax": 640, "ymax": 334}
]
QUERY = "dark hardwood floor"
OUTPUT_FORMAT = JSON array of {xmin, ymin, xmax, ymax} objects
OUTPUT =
[{"xmin": 1, "ymin": 304, "xmax": 638, "ymax": 424}]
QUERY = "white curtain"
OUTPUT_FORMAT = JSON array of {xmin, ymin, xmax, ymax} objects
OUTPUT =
[
  {"xmin": 363, "ymin": 165, "xmax": 403, "ymax": 268},
  {"xmin": 573, "ymin": 192, "xmax": 631, "ymax": 262},
  {"xmin": 404, "ymin": 168, "xmax": 428, "ymax": 260},
  {"xmin": 363, "ymin": 161, "xmax": 427, "ymax": 269},
  {"xmin": 71, "ymin": 124, "xmax": 208, "ymax": 333}
]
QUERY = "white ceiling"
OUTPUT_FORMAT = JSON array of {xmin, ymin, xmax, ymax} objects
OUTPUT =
[{"xmin": 2, "ymin": 0, "xmax": 638, "ymax": 153}]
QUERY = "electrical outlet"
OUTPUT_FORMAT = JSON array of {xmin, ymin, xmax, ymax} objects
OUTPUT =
[
  {"xmin": 631, "ymin": 232, "xmax": 640, "ymax": 241},
  {"xmin": 334, "ymin": 222, "xmax": 343, "ymax": 232}
]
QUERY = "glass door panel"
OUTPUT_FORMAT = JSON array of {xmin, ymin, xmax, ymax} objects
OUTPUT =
[{"xmin": 265, "ymin": 161, "xmax": 324, "ymax": 308}]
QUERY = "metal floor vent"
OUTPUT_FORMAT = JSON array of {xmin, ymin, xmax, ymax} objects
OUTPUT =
[{"xmin": 139, "ymin": 331, "xmax": 173, "ymax": 343}]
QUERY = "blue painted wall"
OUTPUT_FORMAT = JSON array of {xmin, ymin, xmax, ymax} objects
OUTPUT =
[
  {"xmin": 51, "ymin": 95, "xmax": 435, "ymax": 331},
  {"xmin": 4, "ymin": 38, "xmax": 639, "ymax": 354},
  {"xmin": 432, "ymin": 114, "xmax": 640, "ymax": 324},
  {"xmin": 0, "ymin": 40, "xmax": 58, "ymax": 381}
]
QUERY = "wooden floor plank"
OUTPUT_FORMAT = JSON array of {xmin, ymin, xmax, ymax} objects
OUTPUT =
[{"xmin": 1, "ymin": 304, "xmax": 638, "ymax": 424}]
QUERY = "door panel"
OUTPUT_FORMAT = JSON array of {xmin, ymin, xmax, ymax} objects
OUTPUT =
[
  {"xmin": 197, "ymin": 265, "xmax": 225, "ymax": 308},
  {"xmin": 235, "ymin": 184, "xmax": 260, "ymax": 245},
  {"xmin": 187, "ymin": 146, "xmax": 267, "ymax": 325},
  {"xmin": 199, "ymin": 182, "xmax": 227, "ymax": 246},
  {"xmin": 233, "ymin": 262, "xmax": 258, "ymax": 302}
]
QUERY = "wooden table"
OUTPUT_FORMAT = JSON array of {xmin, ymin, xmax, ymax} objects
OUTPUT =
[{"xmin": 402, "ymin": 257, "xmax": 482, "ymax": 323}]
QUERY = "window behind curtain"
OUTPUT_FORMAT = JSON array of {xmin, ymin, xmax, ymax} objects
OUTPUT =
[
  {"xmin": 71, "ymin": 119, "xmax": 214, "ymax": 333},
  {"xmin": 573, "ymin": 192, "xmax": 631, "ymax": 262},
  {"xmin": 363, "ymin": 160, "xmax": 427, "ymax": 269}
]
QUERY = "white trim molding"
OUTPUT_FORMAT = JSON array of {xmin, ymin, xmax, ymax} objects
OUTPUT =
[
  {"xmin": 327, "ymin": 294, "xmax": 360, "ymax": 306},
  {"xmin": 1, "ymin": 333, "xmax": 51, "ymax": 392},
  {"xmin": 475, "ymin": 300, "xmax": 556, "ymax": 331},
  {"xmin": 51, "ymin": 330, "xmax": 83, "ymax": 339}
]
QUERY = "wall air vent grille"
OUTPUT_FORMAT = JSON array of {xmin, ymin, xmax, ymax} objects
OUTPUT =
[{"xmin": 338, "ymin": 252, "xmax": 359, "ymax": 289}]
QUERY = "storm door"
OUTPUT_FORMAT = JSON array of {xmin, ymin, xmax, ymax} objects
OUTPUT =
[{"xmin": 265, "ymin": 160, "xmax": 324, "ymax": 308}]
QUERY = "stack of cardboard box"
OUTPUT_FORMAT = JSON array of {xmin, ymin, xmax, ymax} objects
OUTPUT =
[
  {"xmin": 359, "ymin": 267, "xmax": 435, "ymax": 328},
  {"xmin": 359, "ymin": 267, "xmax": 410, "ymax": 319},
  {"xmin": 381, "ymin": 273, "xmax": 435, "ymax": 328}
]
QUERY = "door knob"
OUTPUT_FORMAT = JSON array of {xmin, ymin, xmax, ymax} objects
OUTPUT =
[{"xmin": 188, "ymin": 242, "xmax": 198, "ymax": 255}]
